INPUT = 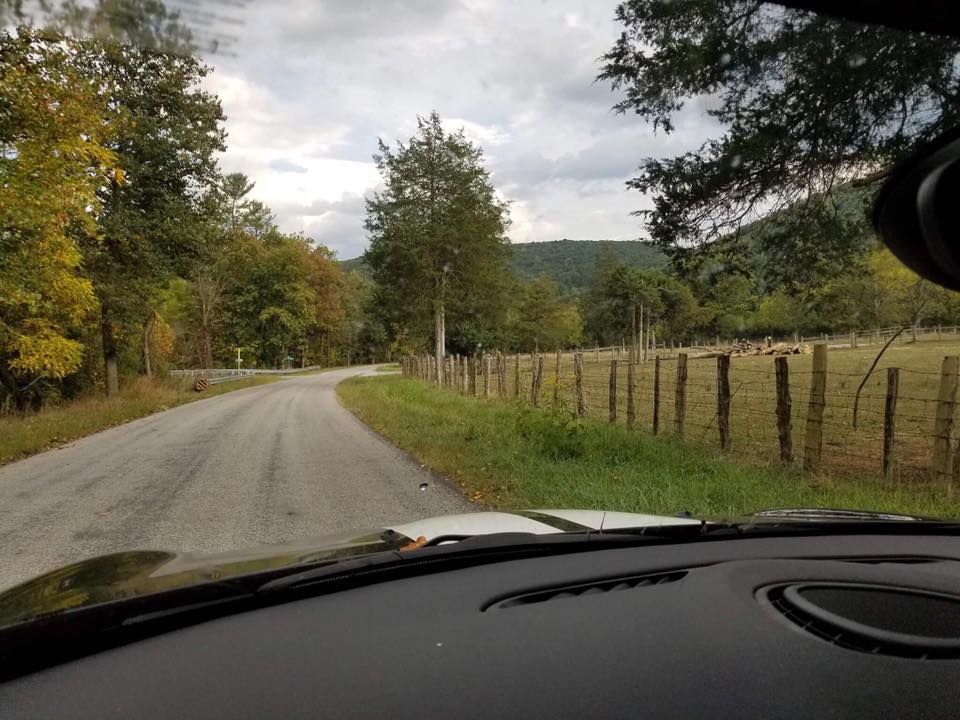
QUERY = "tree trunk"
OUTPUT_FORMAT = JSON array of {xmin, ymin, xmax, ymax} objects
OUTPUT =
[
  {"xmin": 199, "ymin": 326, "xmax": 213, "ymax": 371},
  {"xmin": 0, "ymin": 365, "xmax": 28, "ymax": 413},
  {"xmin": 101, "ymin": 305, "xmax": 119, "ymax": 397},
  {"xmin": 434, "ymin": 302, "xmax": 445, "ymax": 384},
  {"xmin": 143, "ymin": 314, "xmax": 155, "ymax": 379}
]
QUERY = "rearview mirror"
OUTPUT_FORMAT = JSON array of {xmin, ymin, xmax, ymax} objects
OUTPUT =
[{"xmin": 873, "ymin": 129, "xmax": 960, "ymax": 291}]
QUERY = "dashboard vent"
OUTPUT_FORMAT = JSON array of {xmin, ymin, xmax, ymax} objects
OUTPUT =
[
  {"xmin": 486, "ymin": 570, "xmax": 686, "ymax": 611},
  {"xmin": 765, "ymin": 583, "xmax": 960, "ymax": 659}
]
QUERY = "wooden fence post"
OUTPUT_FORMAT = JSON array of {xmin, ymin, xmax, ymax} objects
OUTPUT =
[
  {"xmin": 803, "ymin": 344, "xmax": 828, "ymax": 470},
  {"xmin": 459, "ymin": 356, "xmax": 466, "ymax": 394},
  {"xmin": 574, "ymin": 352, "xmax": 585, "ymax": 418},
  {"xmin": 530, "ymin": 354, "xmax": 544, "ymax": 406},
  {"xmin": 483, "ymin": 355, "xmax": 491, "ymax": 397},
  {"xmin": 467, "ymin": 356, "xmax": 475, "ymax": 395},
  {"xmin": 717, "ymin": 354, "xmax": 731, "ymax": 451},
  {"xmin": 674, "ymin": 353, "xmax": 688, "ymax": 436},
  {"xmin": 595, "ymin": 345, "xmax": 600, "ymax": 363},
  {"xmin": 775, "ymin": 356, "xmax": 792, "ymax": 464},
  {"xmin": 475, "ymin": 355, "xmax": 483, "ymax": 396},
  {"xmin": 932, "ymin": 356, "xmax": 959, "ymax": 486},
  {"xmin": 883, "ymin": 367, "xmax": 899, "ymax": 478},
  {"xmin": 514, "ymin": 353, "xmax": 521, "ymax": 399},
  {"xmin": 553, "ymin": 350, "xmax": 562, "ymax": 407},
  {"xmin": 627, "ymin": 358, "xmax": 636, "ymax": 429},
  {"xmin": 653, "ymin": 355, "xmax": 661, "ymax": 434},
  {"xmin": 497, "ymin": 352, "xmax": 506, "ymax": 399},
  {"xmin": 609, "ymin": 358, "xmax": 618, "ymax": 423}
]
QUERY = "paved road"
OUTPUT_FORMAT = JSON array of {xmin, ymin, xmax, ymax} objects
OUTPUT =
[{"xmin": 0, "ymin": 367, "xmax": 472, "ymax": 590}]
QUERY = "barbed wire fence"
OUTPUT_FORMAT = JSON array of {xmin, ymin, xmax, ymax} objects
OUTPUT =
[{"xmin": 401, "ymin": 338, "xmax": 960, "ymax": 487}]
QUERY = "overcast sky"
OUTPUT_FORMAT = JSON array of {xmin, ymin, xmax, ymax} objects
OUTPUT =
[{"xmin": 199, "ymin": 0, "xmax": 714, "ymax": 260}]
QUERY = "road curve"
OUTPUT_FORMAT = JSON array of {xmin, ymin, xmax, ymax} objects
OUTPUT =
[{"xmin": 0, "ymin": 367, "xmax": 472, "ymax": 590}]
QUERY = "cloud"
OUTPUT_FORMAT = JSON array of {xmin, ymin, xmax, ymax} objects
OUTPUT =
[
  {"xmin": 268, "ymin": 158, "xmax": 308, "ymax": 173},
  {"xmin": 200, "ymin": 0, "xmax": 716, "ymax": 259}
]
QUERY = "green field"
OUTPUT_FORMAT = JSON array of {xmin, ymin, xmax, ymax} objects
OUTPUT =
[
  {"xmin": 429, "ymin": 330, "xmax": 960, "ymax": 483},
  {"xmin": 0, "ymin": 376, "xmax": 279, "ymax": 466},
  {"xmin": 338, "ymin": 375, "xmax": 960, "ymax": 518}
]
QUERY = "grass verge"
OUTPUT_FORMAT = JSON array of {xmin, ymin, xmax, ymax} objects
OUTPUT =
[
  {"xmin": 337, "ymin": 376, "xmax": 960, "ymax": 518},
  {"xmin": 0, "ymin": 375, "xmax": 279, "ymax": 466},
  {"xmin": 376, "ymin": 363, "xmax": 401, "ymax": 372}
]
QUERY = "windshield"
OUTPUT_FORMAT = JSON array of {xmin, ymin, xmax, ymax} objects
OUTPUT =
[{"xmin": 2, "ymin": 0, "xmax": 960, "ymax": 593}]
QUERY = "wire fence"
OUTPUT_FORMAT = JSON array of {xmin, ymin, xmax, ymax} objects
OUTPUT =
[{"xmin": 402, "ymin": 340, "xmax": 960, "ymax": 488}]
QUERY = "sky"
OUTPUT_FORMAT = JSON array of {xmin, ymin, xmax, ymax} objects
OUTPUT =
[{"xmin": 194, "ymin": 0, "xmax": 714, "ymax": 260}]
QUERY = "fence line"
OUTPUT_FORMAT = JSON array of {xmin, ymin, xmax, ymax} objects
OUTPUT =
[{"xmin": 401, "ymin": 343, "xmax": 960, "ymax": 485}]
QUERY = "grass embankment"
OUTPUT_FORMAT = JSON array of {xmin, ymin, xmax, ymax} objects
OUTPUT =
[
  {"xmin": 0, "ymin": 375, "xmax": 279, "ymax": 466},
  {"xmin": 338, "ymin": 375, "xmax": 960, "ymax": 519},
  {"xmin": 376, "ymin": 363, "xmax": 401, "ymax": 372}
]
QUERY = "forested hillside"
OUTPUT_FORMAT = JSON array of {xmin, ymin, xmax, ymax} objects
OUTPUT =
[{"xmin": 342, "ymin": 239, "xmax": 668, "ymax": 296}]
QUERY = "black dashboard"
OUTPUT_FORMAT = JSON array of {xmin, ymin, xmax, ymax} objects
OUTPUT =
[{"xmin": 4, "ymin": 533, "xmax": 960, "ymax": 718}]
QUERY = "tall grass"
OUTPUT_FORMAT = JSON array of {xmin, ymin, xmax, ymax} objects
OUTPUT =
[
  {"xmin": 338, "ymin": 376, "xmax": 960, "ymax": 519},
  {"xmin": 0, "ymin": 375, "xmax": 278, "ymax": 465}
]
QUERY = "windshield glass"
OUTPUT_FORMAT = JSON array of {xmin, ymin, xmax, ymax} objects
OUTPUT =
[{"xmin": 2, "ymin": 0, "xmax": 960, "ymax": 593}]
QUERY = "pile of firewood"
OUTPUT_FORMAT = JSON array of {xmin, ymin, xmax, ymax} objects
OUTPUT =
[{"xmin": 693, "ymin": 340, "xmax": 811, "ymax": 359}]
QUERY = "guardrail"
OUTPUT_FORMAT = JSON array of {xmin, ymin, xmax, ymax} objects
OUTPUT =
[{"xmin": 170, "ymin": 365, "xmax": 325, "ymax": 381}]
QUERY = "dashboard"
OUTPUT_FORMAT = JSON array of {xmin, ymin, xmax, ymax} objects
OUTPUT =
[{"xmin": 3, "ymin": 533, "xmax": 960, "ymax": 718}]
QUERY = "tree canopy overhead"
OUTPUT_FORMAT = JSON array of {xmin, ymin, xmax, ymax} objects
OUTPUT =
[{"xmin": 600, "ymin": 0, "xmax": 960, "ymax": 259}]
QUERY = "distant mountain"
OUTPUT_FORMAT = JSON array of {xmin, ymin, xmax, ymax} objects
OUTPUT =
[
  {"xmin": 339, "ymin": 239, "xmax": 668, "ymax": 295},
  {"xmin": 339, "ymin": 255, "xmax": 368, "ymax": 274},
  {"xmin": 508, "ymin": 240, "xmax": 668, "ymax": 294}
]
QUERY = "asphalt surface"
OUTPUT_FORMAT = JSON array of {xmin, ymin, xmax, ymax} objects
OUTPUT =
[{"xmin": 0, "ymin": 367, "xmax": 472, "ymax": 590}]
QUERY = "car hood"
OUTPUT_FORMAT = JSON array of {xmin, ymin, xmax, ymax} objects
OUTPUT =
[{"xmin": 0, "ymin": 509, "xmax": 699, "ymax": 628}]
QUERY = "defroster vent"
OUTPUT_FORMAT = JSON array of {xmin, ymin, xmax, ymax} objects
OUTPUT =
[{"xmin": 485, "ymin": 570, "xmax": 686, "ymax": 611}]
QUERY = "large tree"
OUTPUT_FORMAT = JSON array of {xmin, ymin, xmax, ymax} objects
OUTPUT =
[
  {"xmin": 0, "ymin": 29, "xmax": 119, "ymax": 410},
  {"xmin": 52, "ymin": 1, "xmax": 226, "ymax": 394},
  {"xmin": 364, "ymin": 112, "xmax": 511, "ymax": 381},
  {"xmin": 600, "ymin": 1, "xmax": 960, "ymax": 265}
]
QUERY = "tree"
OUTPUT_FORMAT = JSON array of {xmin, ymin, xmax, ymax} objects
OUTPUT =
[
  {"xmin": 600, "ymin": 1, "xmax": 960, "ymax": 262},
  {"xmin": 221, "ymin": 172, "xmax": 256, "ymax": 230},
  {"xmin": 238, "ymin": 200, "xmax": 276, "ymax": 238},
  {"xmin": 364, "ymin": 112, "xmax": 511, "ymax": 380},
  {"xmin": 0, "ymin": 29, "xmax": 119, "ymax": 410},
  {"xmin": 509, "ymin": 277, "xmax": 583, "ymax": 352},
  {"xmin": 59, "ymin": 7, "xmax": 226, "ymax": 394}
]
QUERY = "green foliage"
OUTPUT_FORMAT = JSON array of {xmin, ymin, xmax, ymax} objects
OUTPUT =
[
  {"xmin": 364, "ymin": 111, "xmax": 512, "ymax": 354},
  {"xmin": 216, "ymin": 232, "xmax": 344, "ymax": 368},
  {"xmin": 342, "ymin": 239, "xmax": 669, "ymax": 297},
  {"xmin": 0, "ymin": 29, "xmax": 118, "ymax": 410},
  {"xmin": 584, "ymin": 260, "xmax": 710, "ymax": 345},
  {"xmin": 507, "ymin": 277, "xmax": 583, "ymax": 351},
  {"xmin": 39, "ymin": 3, "xmax": 228, "ymax": 392},
  {"xmin": 509, "ymin": 240, "xmax": 667, "ymax": 294},
  {"xmin": 339, "ymin": 376, "xmax": 960, "ymax": 518},
  {"xmin": 600, "ymin": 0, "xmax": 960, "ymax": 265},
  {"xmin": 1, "ymin": 5, "xmax": 363, "ymax": 411},
  {"xmin": 515, "ymin": 407, "xmax": 586, "ymax": 461}
]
